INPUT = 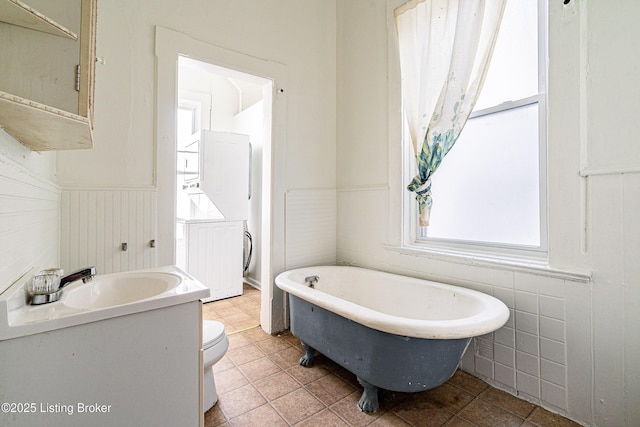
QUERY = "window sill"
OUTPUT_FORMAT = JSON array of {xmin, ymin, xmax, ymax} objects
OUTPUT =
[{"xmin": 383, "ymin": 243, "xmax": 592, "ymax": 283}]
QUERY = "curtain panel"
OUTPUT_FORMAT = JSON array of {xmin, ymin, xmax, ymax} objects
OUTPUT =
[{"xmin": 395, "ymin": 0, "xmax": 506, "ymax": 226}]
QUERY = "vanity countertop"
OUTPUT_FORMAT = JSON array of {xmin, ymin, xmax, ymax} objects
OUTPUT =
[{"xmin": 0, "ymin": 265, "xmax": 209, "ymax": 341}]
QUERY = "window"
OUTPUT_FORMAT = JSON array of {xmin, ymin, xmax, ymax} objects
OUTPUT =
[
  {"xmin": 176, "ymin": 102, "xmax": 201, "ymax": 220},
  {"xmin": 404, "ymin": 0, "xmax": 547, "ymax": 259},
  {"xmin": 177, "ymin": 105, "xmax": 198, "ymax": 142}
]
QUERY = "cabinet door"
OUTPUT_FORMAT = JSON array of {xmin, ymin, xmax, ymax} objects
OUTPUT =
[
  {"xmin": 1, "ymin": 0, "xmax": 81, "ymax": 113},
  {"xmin": 186, "ymin": 221, "xmax": 243, "ymax": 302},
  {"xmin": 0, "ymin": 0, "xmax": 97, "ymax": 150}
]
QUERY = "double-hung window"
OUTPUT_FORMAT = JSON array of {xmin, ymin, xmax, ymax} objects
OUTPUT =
[{"xmin": 403, "ymin": 0, "xmax": 547, "ymax": 261}]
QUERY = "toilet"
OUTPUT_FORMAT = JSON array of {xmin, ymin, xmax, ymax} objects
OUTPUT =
[{"xmin": 202, "ymin": 320, "xmax": 229, "ymax": 411}]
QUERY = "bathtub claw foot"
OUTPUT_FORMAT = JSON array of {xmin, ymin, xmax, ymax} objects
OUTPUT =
[
  {"xmin": 357, "ymin": 377, "xmax": 379, "ymax": 413},
  {"xmin": 299, "ymin": 342, "xmax": 316, "ymax": 367}
]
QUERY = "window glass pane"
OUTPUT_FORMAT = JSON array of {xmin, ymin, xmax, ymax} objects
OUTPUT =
[
  {"xmin": 177, "ymin": 107, "xmax": 195, "ymax": 142},
  {"xmin": 474, "ymin": 0, "xmax": 539, "ymax": 110},
  {"xmin": 425, "ymin": 103, "xmax": 540, "ymax": 246}
]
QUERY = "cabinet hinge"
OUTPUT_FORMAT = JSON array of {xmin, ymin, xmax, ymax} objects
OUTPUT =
[{"xmin": 75, "ymin": 64, "xmax": 81, "ymax": 91}]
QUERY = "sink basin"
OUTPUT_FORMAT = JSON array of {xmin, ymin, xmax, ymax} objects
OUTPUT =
[
  {"xmin": 0, "ymin": 266, "xmax": 210, "ymax": 341},
  {"xmin": 63, "ymin": 273, "xmax": 180, "ymax": 309}
]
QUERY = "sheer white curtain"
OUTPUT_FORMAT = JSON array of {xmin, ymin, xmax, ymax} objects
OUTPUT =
[{"xmin": 395, "ymin": 0, "xmax": 506, "ymax": 226}]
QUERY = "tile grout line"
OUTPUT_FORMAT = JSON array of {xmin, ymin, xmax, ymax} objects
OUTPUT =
[
  {"xmin": 225, "ymin": 333, "xmax": 330, "ymax": 426},
  {"xmin": 249, "ymin": 335, "xmax": 368, "ymax": 427},
  {"xmin": 226, "ymin": 324, "xmax": 261, "ymax": 336},
  {"xmin": 217, "ymin": 330, "xmax": 270, "ymax": 423},
  {"xmin": 447, "ymin": 385, "xmax": 534, "ymax": 427}
]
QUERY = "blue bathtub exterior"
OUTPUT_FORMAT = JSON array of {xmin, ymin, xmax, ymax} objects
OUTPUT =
[{"xmin": 289, "ymin": 294, "xmax": 471, "ymax": 393}]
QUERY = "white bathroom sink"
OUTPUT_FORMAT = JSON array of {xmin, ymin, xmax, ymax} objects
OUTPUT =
[
  {"xmin": 0, "ymin": 266, "xmax": 210, "ymax": 341},
  {"xmin": 63, "ymin": 273, "xmax": 179, "ymax": 309}
]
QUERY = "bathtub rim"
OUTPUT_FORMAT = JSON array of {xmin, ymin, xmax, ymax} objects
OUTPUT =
[{"xmin": 275, "ymin": 265, "xmax": 510, "ymax": 340}]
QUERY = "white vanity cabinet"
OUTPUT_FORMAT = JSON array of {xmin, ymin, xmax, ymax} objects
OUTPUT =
[
  {"xmin": 178, "ymin": 219, "xmax": 244, "ymax": 302},
  {"xmin": 0, "ymin": 266, "xmax": 208, "ymax": 426},
  {"xmin": 0, "ymin": 0, "xmax": 97, "ymax": 150},
  {"xmin": 0, "ymin": 302, "xmax": 203, "ymax": 427}
]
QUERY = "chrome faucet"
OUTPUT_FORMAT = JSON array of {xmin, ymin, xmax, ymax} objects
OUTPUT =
[
  {"xmin": 59, "ymin": 266, "xmax": 96, "ymax": 289},
  {"xmin": 29, "ymin": 266, "xmax": 96, "ymax": 305}
]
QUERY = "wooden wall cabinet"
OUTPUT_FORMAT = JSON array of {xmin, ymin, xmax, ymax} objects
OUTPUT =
[{"xmin": 0, "ymin": 0, "xmax": 97, "ymax": 150}]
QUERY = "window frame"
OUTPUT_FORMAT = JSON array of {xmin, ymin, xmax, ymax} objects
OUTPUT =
[{"xmin": 401, "ymin": 0, "xmax": 549, "ymax": 264}]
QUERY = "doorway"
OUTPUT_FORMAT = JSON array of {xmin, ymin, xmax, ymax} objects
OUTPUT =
[
  {"xmin": 155, "ymin": 27, "xmax": 289, "ymax": 334},
  {"xmin": 175, "ymin": 57, "xmax": 270, "ymax": 299}
]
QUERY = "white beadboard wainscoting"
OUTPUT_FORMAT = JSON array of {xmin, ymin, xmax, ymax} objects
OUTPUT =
[
  {"xmin": 0, "ymin": 157, "xmax": 60, "ymax": 294},
  {"xmin": 285, "ymin": 189, "xmax": 337, "ymax": 269},
  {"xmin": 60, "ymin": 189, "xmax": 157, "ymax": 276}
]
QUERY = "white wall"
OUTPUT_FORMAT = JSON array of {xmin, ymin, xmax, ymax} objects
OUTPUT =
[
  {"xmin": 336, "ymin": 1, "xmax": 639, "ymax": 426},
  {"xmin": 55, "ymin": 0, "xmax": 337, "ymax": 288},
  {"xmin": 584, "ymin": 1, "xmax": 640, "ymax": 172},
  {"xmin": 178, "ymin": 65, "xmax": 240, "ymax": 132},
  {"xmin": 0, "ymin": 131, "xmax": 59, "ymax": 294},
  {"xmin": 233, "ymin": 100, "xmax": 265, "ymax": 287},
  {"xmin": 57, "ymin": 0, "xmax": 337, "ymax": 190}
]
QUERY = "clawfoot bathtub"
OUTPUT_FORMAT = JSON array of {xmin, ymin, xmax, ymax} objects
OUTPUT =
[{"xmin": 275, "ymin": 266, "xmax": 509, "ymax": 413}]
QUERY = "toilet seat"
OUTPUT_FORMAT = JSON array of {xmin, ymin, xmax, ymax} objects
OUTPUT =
[{"xmin": 203, "ymin": 320, "xmax": 226, "ymax": 350}]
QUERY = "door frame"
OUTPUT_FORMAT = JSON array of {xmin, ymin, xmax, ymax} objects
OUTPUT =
[{"xmin": 154, "ymin": 26, "xmax": 288, "ymax": 333}]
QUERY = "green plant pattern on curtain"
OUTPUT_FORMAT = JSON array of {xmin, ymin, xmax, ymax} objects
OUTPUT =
[
  {"xmin": 395, "ymin": 0, "xmax": 506, "ymax": 226},
  {"xmin": 406, "ymin": 89, "xmax": 464, "ymax": 223}
]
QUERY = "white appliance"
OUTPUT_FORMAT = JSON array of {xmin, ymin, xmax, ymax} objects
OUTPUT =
[
  {"xmin": 177, "ymin": 130, "xmax": 251, "ymax": 302},
  {"xmin": 177, "ymin": 219, "xmax": 244, "ymax": 302},
  {"xmin": 182, "ymin": 130, "xmax": 250, "ymax": 221}
]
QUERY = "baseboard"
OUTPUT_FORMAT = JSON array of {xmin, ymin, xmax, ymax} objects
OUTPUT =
[{"xmin": 243, "ymin": 276, "xmax": 261, "ymax": 290}]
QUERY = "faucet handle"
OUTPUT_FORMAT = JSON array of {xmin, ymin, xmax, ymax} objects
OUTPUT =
[
  {"xmin": 304, "ymin": 275, "xmax": 319, "ymax": 288},
  {"xmin": 30, "ymin": 268, "xmax": 64, "ymax": 295}
]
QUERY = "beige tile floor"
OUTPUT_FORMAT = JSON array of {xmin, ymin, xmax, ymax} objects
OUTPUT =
[{"xmin": 202, "ymin": 284, "xmax": 580, "ymax": 427}]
